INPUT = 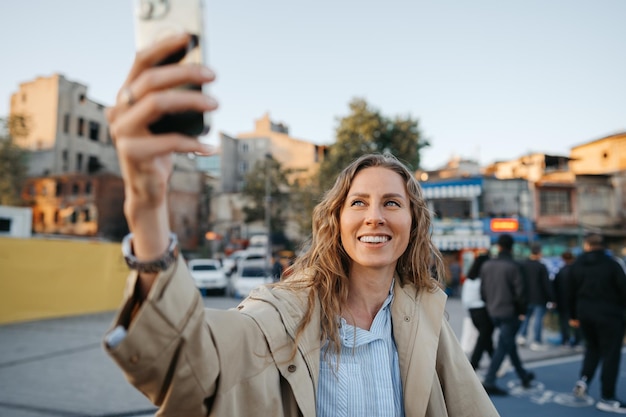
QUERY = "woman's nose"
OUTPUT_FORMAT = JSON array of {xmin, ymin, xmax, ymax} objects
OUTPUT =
[{"xmin": 365, "ymin": 207, "xmax": 385, "ymax": 225}]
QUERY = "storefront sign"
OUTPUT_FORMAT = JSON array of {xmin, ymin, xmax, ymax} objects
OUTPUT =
[{"xmin": 490, "ymin": 218, "xmax": 519, "ymax": 232}]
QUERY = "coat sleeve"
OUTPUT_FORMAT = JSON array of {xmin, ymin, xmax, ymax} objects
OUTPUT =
[
  {"xmin": 540, "ymin": 264, "xmax": 555, "ymax": 303},
  {"xmin": 434, "ymin": 319, "xmax": 500, "ymax": 417},
  {"xmin": 103, "ymin": 256, "xmax": 223, "ymax": 416},
  {"xmin": 513, "ymin": 262, "xmax": 527, "ymax": 315}
]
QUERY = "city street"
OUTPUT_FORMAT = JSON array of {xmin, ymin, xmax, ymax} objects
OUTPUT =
[
  {"xmin": 0, "ymin": 295, "xmax": 607, "ymax": 417},
  {"xmin": 488, "ymin": 351, "xmax": 626, "ymax": 416}
]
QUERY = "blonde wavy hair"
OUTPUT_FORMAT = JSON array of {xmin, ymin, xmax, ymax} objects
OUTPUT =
[{"xmin": 280, "ymin": 153, "xmax": 444, "ymax": 356}]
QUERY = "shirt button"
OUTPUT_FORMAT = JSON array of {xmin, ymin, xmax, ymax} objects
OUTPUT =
[
  {"xmin": 404, "ymin": 316, "xmax": 411, "ymax": 322},
  {"xmin": 288, "ymin": 364, "xmax": 297, "ymax": 372},
  {"xmin": 237, "ymin": 305, "xmax": 244, "ymax": 310}
]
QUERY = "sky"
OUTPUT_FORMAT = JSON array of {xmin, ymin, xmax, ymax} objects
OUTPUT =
[{"xmin": 2, "ymin": 0, "xmax": 625, "ymax": 170}]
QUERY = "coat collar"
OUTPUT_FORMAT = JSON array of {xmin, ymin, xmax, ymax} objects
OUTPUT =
[{"xmin": 244, "ymin": 278, "xmax": 447, "ymax": 417}]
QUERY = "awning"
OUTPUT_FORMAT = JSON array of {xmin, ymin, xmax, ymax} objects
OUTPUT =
[
  {"xmin": 432, "ymin": 235, "xmax": 491, "ymax": 250},
  {"xmin": 422, "ymin": 184, "xmax": 482, "ymax": 199}
]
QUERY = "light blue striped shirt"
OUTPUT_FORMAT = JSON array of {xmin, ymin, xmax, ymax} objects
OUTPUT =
[{"xmin": 317, "ymin": 284, "xmax": 404, "ymax": 417}]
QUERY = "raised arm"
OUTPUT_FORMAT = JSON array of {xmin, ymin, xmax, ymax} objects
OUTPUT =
[{"xmin": 106, "ymin": 33, "xmax": 217, "ymax": 299}]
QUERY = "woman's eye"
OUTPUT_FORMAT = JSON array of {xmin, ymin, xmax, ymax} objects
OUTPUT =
[
  {"xmin": 350, "ymin": 200, "xmax": 365, "ymax": 207},
  {"xmin": 385, "ymin": 200, "xmax": 401, "ymax": 207}
]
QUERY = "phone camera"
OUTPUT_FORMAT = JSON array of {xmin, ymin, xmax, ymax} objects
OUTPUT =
[{"xmin": 138, "ymin": 0, "xmax": 170, "ymax": 20}]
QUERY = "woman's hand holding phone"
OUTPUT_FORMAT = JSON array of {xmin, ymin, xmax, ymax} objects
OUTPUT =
[{"xmin": 106, "ymin": 33, "xmax": 218, "ymax": 267}]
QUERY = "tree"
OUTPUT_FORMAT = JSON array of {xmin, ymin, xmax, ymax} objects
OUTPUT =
[
  {"xmin": 0, "ymin": 116, "xmax": 29, "ymax": 206},
  {"xmin": 241, "ymin": 155, "xmax": 293, "ymax": 245},
  {"xmin": 288, "ymin": 176, "xmax": 319, "ymax": 243},
  {"xmin": 317, "ymin": 98, "xmax": 430, "ymax": 191}
]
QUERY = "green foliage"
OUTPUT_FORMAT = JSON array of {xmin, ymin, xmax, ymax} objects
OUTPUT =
[
  {"xmin": 288, "ymin": 176, "xmax": 319, "ymax": 241},
  {"xmin": 0, "ymin": 116, "xmax": 29, "ymax": 206},
  {"xmin": 317, "ymin": 98, "xmax": 429, "ymax": 191},
  {"xmin": 241, "ymin": 155, "xmax": 292, "ymax": 235}
]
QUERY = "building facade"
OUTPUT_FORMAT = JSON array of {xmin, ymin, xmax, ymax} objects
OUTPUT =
[
  {"xmin": 209, "ymin": 113, "xmax": 327, "ymax": 252},
  {"xmin": 10, "ymin": 74, "xmax": 205, "ymax": 249}
]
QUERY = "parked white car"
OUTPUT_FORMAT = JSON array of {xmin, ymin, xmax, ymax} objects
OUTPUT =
[
  {"xmin": 187, "ymin": 258, "xmax": 228, "ymax": 296},
  {"xmin": 222, "ymin": 250, "xmax": 247, "ymax": 276},
  {"xmin": 231, "ymin": 260, "xmax": 272, "ymax": 298}
]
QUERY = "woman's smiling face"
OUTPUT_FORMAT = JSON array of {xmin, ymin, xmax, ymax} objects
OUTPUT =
[{"xmin": 339, "ymin": 166, "xmax": 412, "ymax": 274}]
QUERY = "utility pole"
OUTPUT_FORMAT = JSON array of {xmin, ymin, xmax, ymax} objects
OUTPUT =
[{"xmin": 265, "ymin": 153, "xmax": 272, "ymax": 270}]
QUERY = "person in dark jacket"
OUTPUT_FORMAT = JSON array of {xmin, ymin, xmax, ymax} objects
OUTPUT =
[
  {"xmin": 569, "ymin": 233, "xmax": 626, "ymax": 413},
  {"xmin": 480, "ymin": 234, "xmax": 534, "ymax": 396},
  {"xmin": 271, "ymin": 252, "xmax": 283, "ymax": 282},
  {"xmin": 517, "ymin": 243, "xmax": 554, "ymax": 350},
  {"xmin": 553, "ymin": 251, "xmax": 581, "ymax": 347}
]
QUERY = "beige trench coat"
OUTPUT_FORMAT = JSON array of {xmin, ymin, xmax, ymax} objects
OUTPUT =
[{"xmin": 105, "ymin": 257, "xmax": 499, "ymax": 416}]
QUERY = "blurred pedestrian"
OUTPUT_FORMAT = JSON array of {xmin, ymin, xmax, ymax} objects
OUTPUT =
[
  {"xmin": 461, "ymin": 253, "xmax": 494, "ymax": 369},
  {"xmin": 517, "ymin": 243, "xmax": 554, "ymax": 350},
  {"xmin": 569, "ymin": 233, "xmax": 626, "ymax": 413},
  {"xmin": 271, "ymin": 252, "xmax": 283, "ymax": 282},
  {"xmin": 447, "ymin": 259, "xmax": 461, "ymax": 297},
  {"xmin": 552, "ymin": 251, "xmax": 580, "ymax": 347},
  {"xmin": 480, "ymin": 234, "xmax": 535, "ymax": 396}
]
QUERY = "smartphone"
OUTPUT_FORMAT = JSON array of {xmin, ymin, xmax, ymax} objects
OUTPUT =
[{"xmin": 133, "ymin": 0, "xmax": 211, "ymax": 136}]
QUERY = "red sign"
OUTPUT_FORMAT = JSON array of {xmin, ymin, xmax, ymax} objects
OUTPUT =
[{"xmin": 490, "ymin": 218, "xmax": 519, "ymax": 232}]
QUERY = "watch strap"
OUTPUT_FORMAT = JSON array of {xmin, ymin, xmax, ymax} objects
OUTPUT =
[{"xmin": 121, "ymin": 232, "xmax": 179, "ymax": 273}]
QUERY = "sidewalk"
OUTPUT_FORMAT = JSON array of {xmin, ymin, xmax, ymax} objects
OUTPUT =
[{"xmin": 0, "ymin": 297, "xmax": 580, "ymax": 417}]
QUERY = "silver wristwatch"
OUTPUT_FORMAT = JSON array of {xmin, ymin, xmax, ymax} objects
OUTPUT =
[{"xmin": 121, "ymin": 232, "xmax": 179, "ymax": 273}]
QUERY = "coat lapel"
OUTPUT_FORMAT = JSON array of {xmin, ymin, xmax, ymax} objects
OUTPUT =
[
  {"xmin": 392, "ymin": 280, "xmax": 447, "ymax": 417},
  {"xmin": 244, "ymin": 286, "xmax": 321, "ymax": 417}
]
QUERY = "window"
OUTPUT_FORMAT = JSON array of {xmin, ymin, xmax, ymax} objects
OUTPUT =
[
  {"xmin": 239, "ymin": 161, "xmax": 248, "ymax": 174},
  {"xmin": 87, "ymin": 156, "xmax": 101, "ymax": 173},
  {"xmin": 76, "ymin": 153, "xmax": 83, "ymax": 172},
  {"xmin": 63, "ymin": 114, "xmax": 70, "ymax": 133},
  {"xmin": 79, "ymin": 94, "xmax": 86, "ymax": 103},
  {"xmin": 0, "ymin": 218, "xmax": 11, "ymax": 232},
  {"xmin": 77, "ymin": 118, "xmax": 85, "ymax": 137},
  {"xmin": 55, "ymin": 181, "xmax": 63, "ymax": 197},
  {"xmin": 85, "ymin": 181, "xmax": 92, "ymax": 194},
  {"xmin": 241, "ymin": 143, "xmax": 249, "ymax": 153},
  {"xmin": 539, "ymin": 189, "xmax": 572, "ymax": 215},
  {"xmin": 89, "ymin": 121, "xmax": 100, "ymax": 141},
  {"xmin": 72, "ymin": 183, "xmax": 80, "ymax": 195},
  {"xmin": 62, "ymin": 150, "xmax": 69, "ymax": 172},
  {"xmin": 579, "ymin": 185, "xmax": 610, "ymax": 214},
  {"xmin": 84, "ymin": 208, "xmax": 91, "ymax": 222}
]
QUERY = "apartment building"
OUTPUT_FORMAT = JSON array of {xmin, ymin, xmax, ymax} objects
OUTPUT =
[
  {"xmin": 10, "ymin": 74, "xmax": 205, "ymax": 248},
  {"xmin": 570, "ymin": 132, "xmax": 626, "ymax": 244},
  {"xmin": 209, "ymin": 114, "xmax": 327, "ymax": 250},
  {"xmin": 220, "ymin": 113, "xmax": 327, "ymax": 193},
  {"xmin": 11, "ymin": 74, "xmax": 118, "ymax": 177}
]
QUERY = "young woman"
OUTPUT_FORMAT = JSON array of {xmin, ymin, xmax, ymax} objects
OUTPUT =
[{"xmin": 104, "ymin": 33, "xmax": 499, "ymax": 417}]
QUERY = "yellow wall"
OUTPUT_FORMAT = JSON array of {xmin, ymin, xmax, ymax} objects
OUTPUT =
[{"xmin": 0, "ymin": 237, "xmax": 129, "ymax": 325}]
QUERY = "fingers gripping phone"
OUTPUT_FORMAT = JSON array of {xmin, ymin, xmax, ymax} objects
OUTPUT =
[{"xmin": 133, "ymin": 0, "xmax": 211, "ymax": 136}]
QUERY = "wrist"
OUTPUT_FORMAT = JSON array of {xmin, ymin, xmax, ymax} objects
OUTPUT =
[
  {"xmin": 122, "ymin": 232, "xmax": 179, "ymax": 273},
  {"xmin": 123, "ymin": 198, "xmax": 170, "ymax": 260}
]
